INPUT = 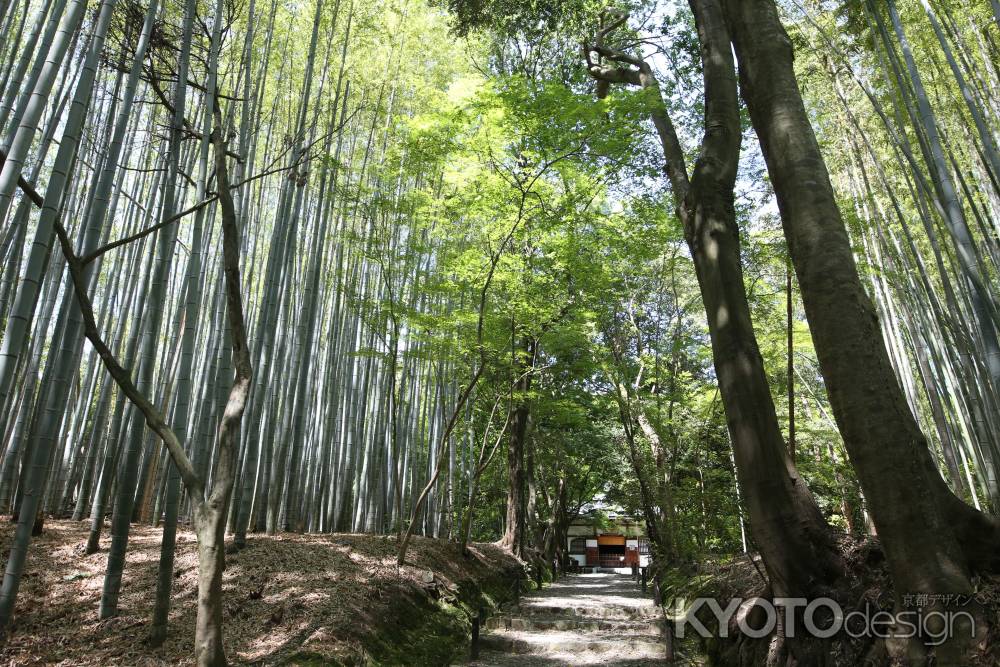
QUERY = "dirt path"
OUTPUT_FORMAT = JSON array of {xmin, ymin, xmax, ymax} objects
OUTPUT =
[{"xmin": 466, "ymin": 572, "xmax": 667, "ymax": 665}]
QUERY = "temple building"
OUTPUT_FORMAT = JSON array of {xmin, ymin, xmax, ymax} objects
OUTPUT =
[{"xmin": 566, "ymin": 503, "xmax": 651, "ymax": 572}]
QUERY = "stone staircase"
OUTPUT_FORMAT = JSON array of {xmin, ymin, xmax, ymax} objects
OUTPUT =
[{"xmin": 466, "ymin": 573, "xmax": 667, "ymax": 666}]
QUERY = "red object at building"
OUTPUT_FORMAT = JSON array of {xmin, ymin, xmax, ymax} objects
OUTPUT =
[{"xmin": 625, "ymin": 545, "xmax": 639, "ymax": 566}]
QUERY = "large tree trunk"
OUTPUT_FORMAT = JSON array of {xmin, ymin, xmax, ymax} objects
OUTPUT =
[
  {"xmin": 501, "ymin": 336, "xmax": 533, "ymax": 558},
  {"xmin": 587, "ymin": 0, "xmax": 843, "ymax": 602},
  {"xmin": 501, "ymin": 402, "xmax": 529, "ymax": 556},
  {"xmin": 681, "ymin": 185, "xmax": 841, "ymax": 598},
  {"xmin": 722, "ymin": 0, "xmax": 993, "ymax": 657},
  {"xmin": 193, "ymin": 504, "xmax": 227, "ymax": 667}
]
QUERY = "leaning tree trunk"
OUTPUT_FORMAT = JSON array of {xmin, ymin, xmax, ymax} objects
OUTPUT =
[
  {"xmin": 52, "ymin": 102, "xmax": 251, "ymax": 667},
  {"xmin": 584, "ymin": 0, "xmax": 843, "ymax": 605},
  {"xmin": 722, "ymin": 0, "xmax": 996, "ymax": 659}
]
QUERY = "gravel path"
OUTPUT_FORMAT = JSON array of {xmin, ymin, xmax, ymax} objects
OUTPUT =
[{"xmin": 464, "ymin": 573, "xmax": 667, "ymax": 666}]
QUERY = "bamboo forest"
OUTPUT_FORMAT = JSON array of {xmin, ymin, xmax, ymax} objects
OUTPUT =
[{"xmin": 1, "ymin": 0, "xmax": 1000, "ymax": 664}]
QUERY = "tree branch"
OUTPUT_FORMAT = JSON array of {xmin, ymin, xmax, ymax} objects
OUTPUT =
[
  {"xmin": 582, "ymin": 12, "xmax": 691, "ymax": 199},
  {"xmin": 51, "ymin": 220, "xmax": 204, "ymax": 499},
  {"xmin": 80, "ymin": 154, "xmax": 318, "ymax": 266},
  {"xmin": 1, "ymin": 148, "xmax": 44, "ymax": 208}
]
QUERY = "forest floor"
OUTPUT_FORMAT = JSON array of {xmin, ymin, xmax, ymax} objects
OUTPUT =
[{"xmin": 0, "ymin": 519, "xmax": 524, "ymax": 665}]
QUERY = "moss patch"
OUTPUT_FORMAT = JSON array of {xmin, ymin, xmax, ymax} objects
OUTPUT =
[{"xmin": 352, "ymin": 549, "xmax": 526, "ymax": 665}]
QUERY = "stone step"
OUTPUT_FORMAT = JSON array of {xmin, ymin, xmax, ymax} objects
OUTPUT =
[
  {"xmin": 486, "ymin": 614, "xmax": 663, "ymax": 635},
  {"xmin": 479, "ymin": 629, "xmax": 666, "ymax": 659},
  {"xmin": 467, "ymin": 649, "xmax": 671, "ymax": 666},
  {"xmin": 512, "ymin": 603, "xmax": 660, "ymax": 621}
]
